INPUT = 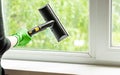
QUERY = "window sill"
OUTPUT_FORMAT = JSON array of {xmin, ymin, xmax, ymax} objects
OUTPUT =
[{"xmin": 1, "ymin": 59, "xmax": 120, "ymax": 75}]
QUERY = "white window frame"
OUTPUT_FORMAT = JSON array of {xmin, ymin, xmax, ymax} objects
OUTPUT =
[
  {"xmin": 2, "ymin": 0, "xmax": 120, "ymax": 65},
  {"xmin": 95, "ymin": 0, "xmax": 120, "ymax": 63}
]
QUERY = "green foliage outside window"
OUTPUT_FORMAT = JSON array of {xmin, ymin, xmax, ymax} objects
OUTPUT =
[{"xmin": 112, "ymin": 0, "xmax": 120, "ymax": 46}]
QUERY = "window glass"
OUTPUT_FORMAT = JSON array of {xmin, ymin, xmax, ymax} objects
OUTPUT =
[
  {"xmin": 112, "ymin": 0, "xmax": 120, "ymax": 46},
  {"xmin": 4, "ymin": 0, "xmax": 89, "ymax": 52}
]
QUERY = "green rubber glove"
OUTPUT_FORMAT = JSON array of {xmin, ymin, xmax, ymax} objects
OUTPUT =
[{"xmin": 13, "ymin": 28, "xmax": 32, "ymax": 46}]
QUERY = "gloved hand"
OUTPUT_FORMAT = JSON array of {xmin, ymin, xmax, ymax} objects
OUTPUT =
[{"xmin": 13, "ymin": 28, "xmax": 32, "ymax": 46}]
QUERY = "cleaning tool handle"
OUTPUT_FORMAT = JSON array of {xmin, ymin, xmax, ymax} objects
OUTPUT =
[
  {"xmin": 28, "ymin": 20, "xmax": 54, "ymax": 36},
  {"xmin": 13, "ymin": 28, "xmax": 32, "ymax": 46}
]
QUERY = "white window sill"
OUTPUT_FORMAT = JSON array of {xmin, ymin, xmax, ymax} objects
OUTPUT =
[{"xmin": 1, "ymin": 59, "xmax": 120, "ymax": 75}]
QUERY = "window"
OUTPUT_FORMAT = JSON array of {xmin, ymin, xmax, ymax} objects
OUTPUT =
[
  {"xmin": 2, "ymin": 0, "xmax": 120, "ymax": 64},
  {"xmin": 4, "ymin": 0, "xmax": 89, "ymax": 52}
]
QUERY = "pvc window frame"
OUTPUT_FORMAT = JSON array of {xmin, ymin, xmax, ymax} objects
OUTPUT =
[{"xmin": 95, "ymin": 0, "xmax": 120, "ymax": 62}]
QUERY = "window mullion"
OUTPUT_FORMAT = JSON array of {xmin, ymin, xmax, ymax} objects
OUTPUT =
[{"xmin": 89, "ymin": 0, "xmax": 98, "ymax": 57}]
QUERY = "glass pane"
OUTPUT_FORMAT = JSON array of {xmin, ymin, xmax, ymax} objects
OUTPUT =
[
  {"xmin": 112, "ymin": 0, "xmax": 120, "ymax": 46},
  {"xmin": 4, "ymin": 0, "xmax": 89, "ymax": 52}
]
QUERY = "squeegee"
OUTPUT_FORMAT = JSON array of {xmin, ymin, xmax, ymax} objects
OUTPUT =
[{"xmin": 28, "ymin": 4, "xmax": 69, "ymax": 42}]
